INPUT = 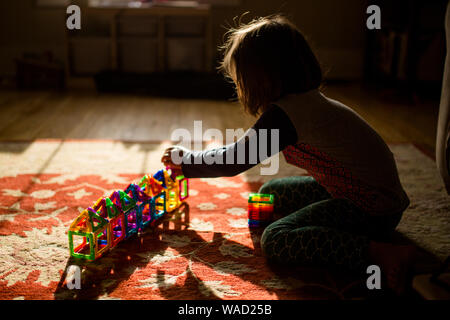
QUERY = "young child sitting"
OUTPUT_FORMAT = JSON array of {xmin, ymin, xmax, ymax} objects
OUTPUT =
[{"xmin": 162, "ymin": 15, "xmax": 415, "ymax": 294}]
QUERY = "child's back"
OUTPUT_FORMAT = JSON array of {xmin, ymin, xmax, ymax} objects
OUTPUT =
[{"xmin": 275, "ymin": 89, "xmax": 409, "ymax": 216}]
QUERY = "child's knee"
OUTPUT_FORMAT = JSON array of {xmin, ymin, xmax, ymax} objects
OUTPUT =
[
  {"xmin": 258, "ymin": 181, "xmax": 274, "ymax": 194},
  {"xmin": 261, "ymin": 224, "xmax": 307, "ymax": 265},
  {"xmin": 258, "ymin": 177, "xmax": 288, "ymax": 194},
  {"xmin": 260, "ymin": 224, "xmax": 280, "ymax": 258}
]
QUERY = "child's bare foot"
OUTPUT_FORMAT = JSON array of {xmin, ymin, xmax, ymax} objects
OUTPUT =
[{"xmin": 369, "ymin": 241, "xmax": 417, "ymax": 295}]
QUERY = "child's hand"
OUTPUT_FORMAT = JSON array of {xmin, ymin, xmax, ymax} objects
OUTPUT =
[{"xmin": 161, "ymin": 146, "xmax": 186, "ymax": 177}]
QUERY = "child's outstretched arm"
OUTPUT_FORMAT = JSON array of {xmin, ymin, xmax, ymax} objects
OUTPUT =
[{"xmin": 162, "ymin": 105, "xmax": 298, "ymax": 178}]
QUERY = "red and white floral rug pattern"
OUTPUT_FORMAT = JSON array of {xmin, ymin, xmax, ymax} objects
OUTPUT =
[{"xmin": 0, "ymin": 140, "xmax": 448, "ymax": 300}]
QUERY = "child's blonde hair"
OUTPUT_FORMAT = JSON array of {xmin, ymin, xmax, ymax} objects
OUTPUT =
[{"xmin": 219, "ymin": 14, "xmax": 322, "ymax": 116}]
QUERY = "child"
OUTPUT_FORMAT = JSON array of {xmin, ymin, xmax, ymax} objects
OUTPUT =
[{"xmin": 162, "ymin": 15, "xmax": 415, "ymax": 294}]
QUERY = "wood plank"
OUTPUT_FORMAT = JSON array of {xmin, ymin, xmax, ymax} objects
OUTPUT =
[{"xmin": 0, "ymin": 83, "xmax": 439, "ymax": 156}]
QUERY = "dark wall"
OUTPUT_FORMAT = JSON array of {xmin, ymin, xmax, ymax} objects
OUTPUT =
[{"xmin": 0, "ymin": 0, "xmax": 368, "ymax": 79}]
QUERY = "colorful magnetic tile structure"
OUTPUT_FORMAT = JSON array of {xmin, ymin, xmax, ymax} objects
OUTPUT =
[
  {"xmin": 248, "ymin": 193, "xmax": 274, "ymax": 228},
  {"xmin": 68, "ymin": 168, "xmax": 189, "ymax": 261}
]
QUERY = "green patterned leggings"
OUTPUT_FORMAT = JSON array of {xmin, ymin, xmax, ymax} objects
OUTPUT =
[{"xmin": 259, "ymin": 176, "xmax": 403, "ymax": 272}]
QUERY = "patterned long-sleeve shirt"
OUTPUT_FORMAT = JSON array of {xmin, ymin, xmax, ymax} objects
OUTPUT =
[{"xmin": 180, "ymin": 89, "xmax": 410, "ymax": 216}]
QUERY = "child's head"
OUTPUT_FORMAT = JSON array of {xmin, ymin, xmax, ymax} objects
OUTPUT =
[{"xmin": 220, "ymin": 14, "xmax": 322, "ymax": 116}]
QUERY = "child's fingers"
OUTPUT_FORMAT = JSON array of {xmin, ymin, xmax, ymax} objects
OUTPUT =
[
  {"xmin": 163, "ymin": 159, "xmax": 182, "ymax": 170},
  {"xmin": 162, "ymin": 157, "xmax": 172, "ymax": 164},
  {"xmin": 162, "ymin": 147, "xmax": 184, "ymax": 161},
  {"xmin": 161, "ymin": 155, "xmax": 172, "ymax": 164},
  {"xmin": 161, "ymin": 147, "xmax": 178, "ymax": 159},
  {"xmin": 161, "ymin": 149, "xmax": 174, "ymax": 160},
  {"xmin": 161, "ymin": 146, "xmax": 187, "ymax": 171},
  {"xmin": 161, "ymin": 155, "xmax": 181, "ymax": 169}
]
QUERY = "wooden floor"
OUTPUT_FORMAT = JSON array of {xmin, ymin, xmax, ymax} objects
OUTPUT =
[{"xmin": 0, "ymin": 81, "xmax": 440, "ymax": 156}]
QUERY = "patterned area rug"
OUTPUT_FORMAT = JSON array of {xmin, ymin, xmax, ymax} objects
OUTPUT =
[{"xmin": 0, "ymin": 140, "xmax": 448, "ymax": 300}]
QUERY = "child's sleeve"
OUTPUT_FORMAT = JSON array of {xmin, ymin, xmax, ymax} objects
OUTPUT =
[{"xmin": 180, "ymin": 104, "xmax": 298, "ymax": 178}]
